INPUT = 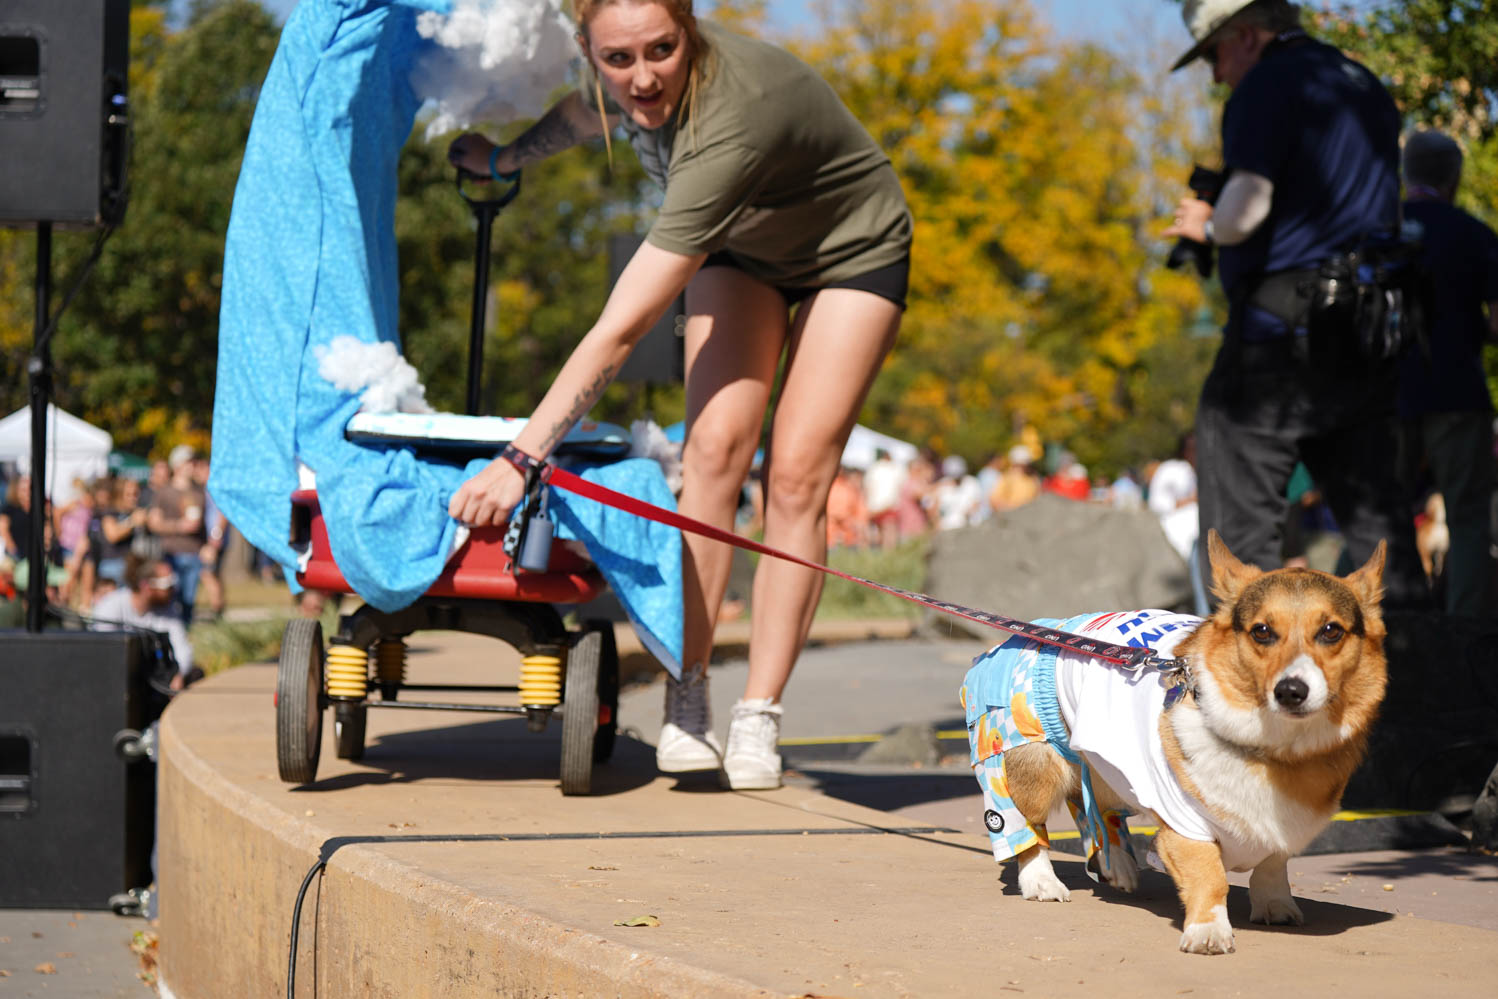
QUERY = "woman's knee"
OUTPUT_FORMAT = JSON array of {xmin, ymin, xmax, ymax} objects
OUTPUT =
[
  {"xmin": 683, "ymin": 419, "xmax": 758, "ymax": 487},
  {"xmin": 762, "ymin": 457, "xmax": 834, "ymax": 521}
]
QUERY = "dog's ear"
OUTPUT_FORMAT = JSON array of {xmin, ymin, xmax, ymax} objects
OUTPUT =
[
  {"xmin": 1343, "ymin": 539, "xmax": 1387, "ymax": 608},
  {"xmin": 1207, "ymin": 529, "xmax": 1259, "ymax": 606}
]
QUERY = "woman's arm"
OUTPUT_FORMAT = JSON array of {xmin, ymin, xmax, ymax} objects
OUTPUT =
[
  {"xmin": 448, "ymin": 91, "xmax": 610, "ymax": 177},
  {"xmin": 448, "ymin": 241, "xmax": 705, "ymax": 527}
]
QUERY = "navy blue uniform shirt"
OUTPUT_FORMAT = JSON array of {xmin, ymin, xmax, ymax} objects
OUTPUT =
[
  {"xmin": 1219, "ymin": 37, "xmax": 1401, "ymax": 339},
  {"xmin": 1398, "ymin": 199, "xmax": 1498, "ymax": 417}
]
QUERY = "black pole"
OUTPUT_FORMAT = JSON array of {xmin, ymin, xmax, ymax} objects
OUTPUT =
[
  {"xmin": 25, "ymin": 222, "xmax": 52, "ymax": 632},
  {"xmin": 465, "ymin": 201, "xmax": 498, "ymax": 416}
]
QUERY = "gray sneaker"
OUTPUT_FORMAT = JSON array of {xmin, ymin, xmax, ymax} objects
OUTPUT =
[
  {"xmin": 656, "ymin": 666, "xmax": 722, "ymax": 773},
  {"xmin": 720, "ymin": 698, "xmax": 784, "ymax": 790}
]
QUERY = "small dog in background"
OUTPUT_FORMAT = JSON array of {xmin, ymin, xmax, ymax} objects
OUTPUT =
[
  {"xmin": 960, "ymin": 530, "xmax": 1388, "ymax": 954},
  {"xmin": 1415, "ymin": 491, "xmax": 1449, "ymax": 583}
]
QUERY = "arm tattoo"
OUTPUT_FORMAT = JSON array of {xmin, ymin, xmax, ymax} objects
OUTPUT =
[
  {"xmin": 512, "ymin": 106, "xmax": 585, "ymax": 167},
  {"xmin": 540, "ymin": 364, "xmax": 617, "ymax": 453}
]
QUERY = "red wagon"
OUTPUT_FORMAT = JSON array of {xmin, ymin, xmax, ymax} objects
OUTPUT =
[{"xmin": 272, "ymin": 174, "xmax": 634, "ymax": 795}]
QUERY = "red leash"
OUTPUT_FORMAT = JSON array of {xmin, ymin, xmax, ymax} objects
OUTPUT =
[{"xmin": 542, "ymin": 463, "xmax": 1180, "ymax": 672}]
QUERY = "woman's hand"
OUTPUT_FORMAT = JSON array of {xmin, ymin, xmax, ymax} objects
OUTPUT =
[
  {"xmin": 448, "ymin": 455, "xmax": 527, "ymax": 527},
  {"xmin": 447, "ymin": 133, "xmax": 508, "ymax": 179}
]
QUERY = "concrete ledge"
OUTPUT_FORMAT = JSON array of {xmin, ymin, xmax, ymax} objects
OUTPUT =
[{"xmin": 157, "ymin": 633, "xmax": 1498, "ymax": 998}]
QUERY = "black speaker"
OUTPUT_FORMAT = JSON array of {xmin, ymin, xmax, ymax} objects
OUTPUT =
[
  {"xmin": 0, "ymin": 0, "xmax": 130, "ymax": 227},
  {"xmin": 0, "ymin": 630, "xmax": 155, "ymax": 909},
  {"xmin": 609, "ymin": 233, "xmax": 685, "ymax": 385}
]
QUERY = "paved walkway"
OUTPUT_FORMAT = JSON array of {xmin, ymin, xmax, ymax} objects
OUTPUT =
[{"xmin": 8, "ymin": 622, "xmax": 1498, "ymax": 997}]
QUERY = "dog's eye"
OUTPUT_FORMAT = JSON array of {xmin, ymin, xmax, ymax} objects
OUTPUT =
[
  {"xmin": 1317, "ymin": 622, "xmax": 1345, "ymax": 644},
  {"xmin": 1249, "ymin": 623, "xmax": 1275, "ymax": 645}
]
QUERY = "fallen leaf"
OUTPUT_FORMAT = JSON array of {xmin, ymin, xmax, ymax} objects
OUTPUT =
[
  {"xmin": 35, "ymin": 963, "xmax": 57, "ymax": 974},
  {"xmin": 613, "ymin": 915, "xmax": 660, "ymax": 927}
]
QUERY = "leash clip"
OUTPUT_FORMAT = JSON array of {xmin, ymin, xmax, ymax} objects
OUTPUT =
[{"xmin": 1140, "ymin": 654, "xmax": 1187, "ymax": 674}]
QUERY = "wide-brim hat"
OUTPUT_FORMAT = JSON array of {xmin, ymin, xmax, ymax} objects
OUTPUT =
[{"xmin": 1171, "ymin": 0, "xmax": 1259, "ymax": 72}]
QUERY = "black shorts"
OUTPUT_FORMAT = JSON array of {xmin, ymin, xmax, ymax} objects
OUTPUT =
[{"xmin": 700, "ymin": 251, "xmax": 909, "ymax": 311}]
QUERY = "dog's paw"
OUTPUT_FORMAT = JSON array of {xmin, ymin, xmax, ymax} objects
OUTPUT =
[
  {"xmin": 1179, "ymin": 906, "xmax": 1235, "ymax": 955},
  {"xmin": 1018, "ymin": 866, "xmax": 1071, "ymax": 902},
  {"xmin": 1249, "ymin": 892, "xmax": 1304, "ymax": 926},
  {"xmin": 1100, "ymin": 849, "xmax": 1140, "ymax": 894}
]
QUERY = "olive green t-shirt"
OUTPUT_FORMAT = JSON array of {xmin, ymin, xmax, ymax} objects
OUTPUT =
[{"xmin": 595, "ymin": 23, "xmax": 912, "ymax": 288}]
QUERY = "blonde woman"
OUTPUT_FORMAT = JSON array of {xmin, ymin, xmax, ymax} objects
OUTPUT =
[{"xmin": 448, "ymin": 0, "xmax": 912, "ymax": 789}]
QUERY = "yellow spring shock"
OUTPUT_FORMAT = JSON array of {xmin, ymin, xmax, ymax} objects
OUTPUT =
[
  {"xmin": 325, "ymin": 644, "xmax": 370, "ymax": 700},
  {"xmin": 374, "ymin": 638, "xmax": 406, "ymax": 688},
  {"xmin": 518, "ymin": 650, "xmax": 565, "ymax": 708}
]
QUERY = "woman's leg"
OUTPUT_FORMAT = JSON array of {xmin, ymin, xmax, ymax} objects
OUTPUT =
[
  {"xmin": 654, "ymin": 266, "xmax": 788, "ymax": 772},
  {"xmin": 678, "ymin": 268, "xmax": 790, "ymax": 673},
  {"xmin": 743, "ymin": 288, "xmax": 901, "ymax": 703}
]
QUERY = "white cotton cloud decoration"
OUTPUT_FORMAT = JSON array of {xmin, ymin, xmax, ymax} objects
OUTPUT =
[
  {"xmin": 412, "ymin": 0, "xmax": 577, "ymax": 139},
  {"xmin": 315, "ymin": 336, "xmax": 435, "ymax": 415}
]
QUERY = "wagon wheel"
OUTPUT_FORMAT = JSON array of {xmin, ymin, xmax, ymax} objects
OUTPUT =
[
  {"xmin": 587, "ymin": 620, "xmax": 620, "ymax": 764},
  {"xmin": 276, "ymin": 618, "xmax": 324, "ymax": 783},
  {"xmin": 560, "ymin": 627, "xmax": 603, "ymax": 795},
  {"xmin": 334, "ymin": 701, "xmax": 367, "ymax": 761}
]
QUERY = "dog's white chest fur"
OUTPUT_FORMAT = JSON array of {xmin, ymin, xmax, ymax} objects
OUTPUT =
[{"xmin": 1167, "ymin": 706, "xmax": 1332, "ymax": 865}]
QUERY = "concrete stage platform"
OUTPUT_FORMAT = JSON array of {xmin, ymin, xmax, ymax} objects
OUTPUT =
[{"xmin": 157, "ymin": 630, "xmax": 1498, "ymax": 998}]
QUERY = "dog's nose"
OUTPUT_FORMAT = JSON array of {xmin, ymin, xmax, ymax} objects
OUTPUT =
[{"xmin": 1274, "ymin": 677, "xmax": 1310, "ymax": 709}]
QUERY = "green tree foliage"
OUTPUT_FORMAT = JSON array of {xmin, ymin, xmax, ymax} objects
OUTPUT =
[
  {"xmin": 3, "ymin": 0, "xmax": 1219, "ymax": 480},
  {"xmin": 0, "ymin": 1, "xmax": 275, "ymax": 456}
]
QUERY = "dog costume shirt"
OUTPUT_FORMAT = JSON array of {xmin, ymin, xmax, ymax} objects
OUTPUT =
[{"xmin": 961, "ymin": 609, "xmax": 1269, "ymax": 874}]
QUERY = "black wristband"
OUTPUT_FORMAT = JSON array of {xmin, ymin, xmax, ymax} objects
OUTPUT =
[{"xmin": 500, "ymin": 443, "xmax": 540, "ymax": 473}]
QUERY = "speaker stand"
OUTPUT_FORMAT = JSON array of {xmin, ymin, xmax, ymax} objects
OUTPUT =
[{"xmin": 25, "ymin": 220, "xmax": 52, "ymax": 633}]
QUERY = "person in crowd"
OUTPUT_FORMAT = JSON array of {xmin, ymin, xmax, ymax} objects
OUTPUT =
[
  {"xmin": 862, "ymin": 448, "xmax": 906, "ymax": 548},
  {"xmin": 193, "ymin": 455, "xmax": 228, "ymax": 621},
  {"xmin": 989, "ymin": 445, "xmax": 1041, "ymax": 512},
  {"xmin": 0, "ymin": 473, "xmax": 33, "ymax": 560},
  {"xmin": 1110, "ymin": 467, "xmax": 1144, "ymax": 511},
  {"xmin": 1042, "ymin": 453, "xmax": 1090, "ymax": 502},
  {"xmin": 933, "ymin": 455, "xmax": 983, "ymax": 529},
  {"xmin": 826, "ymin": 466, "xmax": 870, "ymax": 549},
  {"xmin": 972, "ymin": 452, "xmax": 1004, "ymax": 524},
  {"xmin": 94, "ymin": 476, "xmax": 150, "ymax": 590},
  {"xmin": 1162, "ymin": 0, "xmax": 1426, "ymax": 607},
  {"xmin": 56, "ymin": 478, "xmax": 100, "ymax": 607},
  {"xmin": 91, "ymin": 554, "xmax": 196, "ymax": 691},
  {"xmin": 894, "ymin": 450, "xmax": 938, "ymax": 541},
  {"xmin": 147, "ymin": 445, "xmax": 208, "ymax": 626},
  {"xmin": 446, "ymin": 0, "xmax": 912, "ymax": 788},
  {"xmin": 1149, "ymin": 434, "xmax": 1199, "ymax": 556},
  {"xmin": 143, "ymin": 458, "xmax": 170, "ymax": 508},
  {"xmin": 1396, "ymin": 128, "xmax": 1498, "ymax": 616},
  {"xmin": 0, "ymin": 553, "xmax": 21, "ymax": 627}
]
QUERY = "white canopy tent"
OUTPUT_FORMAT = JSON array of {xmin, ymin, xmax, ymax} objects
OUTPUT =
[
  {"xmin": 0, "ymin": 404, "xmax": 113, "ymax": 506},
  {"xmin": 839, "ymin": 424, "xmax": 919, "ymax": 470}
]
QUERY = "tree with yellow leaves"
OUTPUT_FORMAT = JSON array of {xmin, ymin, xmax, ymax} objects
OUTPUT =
[{"xmin": 792, "ymin": 0, "xmax": 1215, "ymax": 474}]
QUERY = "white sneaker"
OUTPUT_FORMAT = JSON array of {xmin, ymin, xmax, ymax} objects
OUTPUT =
[
  {"xmin": 656, "ymin": 666, "xmax": 722, "ymax": 773},
  {"xmin": 720, "ymin": 698, "xmax": 784, "ymax": 790}
]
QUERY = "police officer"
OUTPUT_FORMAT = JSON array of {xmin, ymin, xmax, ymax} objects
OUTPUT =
[
  {"xmin": 1163, "ymin": 0, "xmax": 1428, "ymax": 606},
  {"xmin": 1397, "ymin": 129, "xmax": 1498, "ymax": 616}
]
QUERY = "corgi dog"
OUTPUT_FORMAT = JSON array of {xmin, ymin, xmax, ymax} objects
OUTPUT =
[{"xmin": 960, "ymin": 530, "xmax": 1388, "ymax": 954}]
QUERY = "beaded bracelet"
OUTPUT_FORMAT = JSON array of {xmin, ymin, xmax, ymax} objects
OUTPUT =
[{"xmin": 489, "ymin": 147, "xmax": 520, "ymax": 183}]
